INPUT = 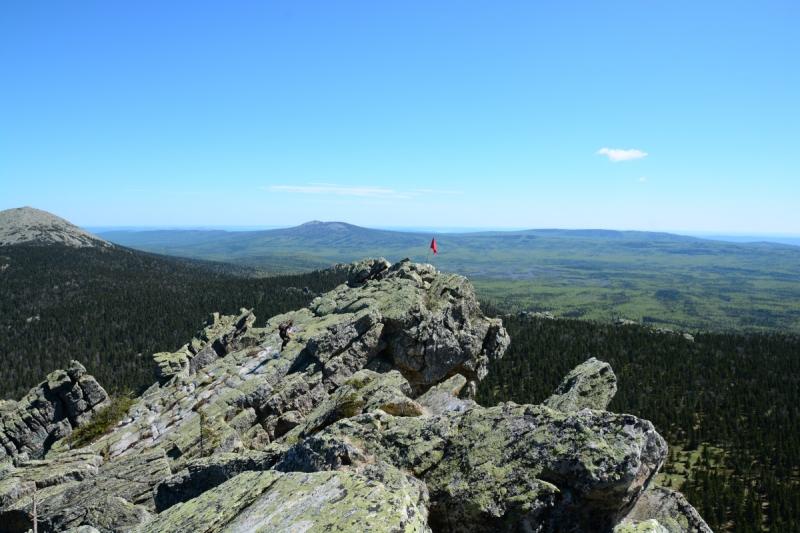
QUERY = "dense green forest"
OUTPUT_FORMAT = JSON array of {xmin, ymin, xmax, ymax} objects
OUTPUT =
[
  {"xmin": 475, "ymin": 312, "xmax": 799, "ymax": 533},
  {"xmin": 0, "ymin": 244, "xmax": 347, "ymax": 399}
]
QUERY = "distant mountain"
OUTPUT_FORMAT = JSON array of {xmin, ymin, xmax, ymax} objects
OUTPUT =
[
  {"xmin": 98, "ymin": 221, "xmax": 800, "ymax": 333},
  {"xmin": 96, "ymin": 221, "xmax": 709, "ymax": 263},
  {"xmin": 0, "ymin": 206, "xmax": 112, "ymax": 248},
  {"xmin": 96, "ymin": 220, "xmax": 798, "ymax": 274}
]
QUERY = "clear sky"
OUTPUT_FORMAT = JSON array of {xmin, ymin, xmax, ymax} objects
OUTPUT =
[{"xmin": 1, "ymin": 1, "xmax": 798, "ymax": 232}]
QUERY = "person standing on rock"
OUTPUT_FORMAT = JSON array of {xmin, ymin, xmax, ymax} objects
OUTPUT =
[{"xmin": 278, "ymin": 321, "xmax": 294, "ymax": 348}]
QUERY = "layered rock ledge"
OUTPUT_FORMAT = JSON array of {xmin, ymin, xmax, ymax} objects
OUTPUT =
[{"xmin": 0, "ymin": 258, "xmax": 711, "ymax": 532}]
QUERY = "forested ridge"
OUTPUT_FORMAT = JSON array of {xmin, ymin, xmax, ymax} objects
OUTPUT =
[
  {"xmin": 475, "ymin": 312, "xmax": 799, "ymax": 533},
  {"xmin": 0, "ymin": 244, "xmax": 347, "ymax": 399}
]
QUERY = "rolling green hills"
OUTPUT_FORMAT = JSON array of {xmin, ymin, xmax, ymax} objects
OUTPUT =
[{"xmin": 98, "ymin": 222, "xmax": 800, "ymax": 333}]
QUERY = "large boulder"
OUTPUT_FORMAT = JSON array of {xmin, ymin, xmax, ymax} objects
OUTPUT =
[
  {"xmin": 274, "ymin": 403, "xmax": 665, "ymax": 532},
  {"xmin": 543, "ymin": 357, "xmax": 618, "ymax": 412}
]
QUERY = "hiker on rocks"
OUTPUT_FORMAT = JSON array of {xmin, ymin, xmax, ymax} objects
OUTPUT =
[{"xmin": 278, "ymin": 321, "xmax": 294, "ymax": 348}]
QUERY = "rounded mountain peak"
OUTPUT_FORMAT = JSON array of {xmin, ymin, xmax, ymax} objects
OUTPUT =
[{"xmin": 0, "ymin": 206, "xmax": 112, "ymax": 248}]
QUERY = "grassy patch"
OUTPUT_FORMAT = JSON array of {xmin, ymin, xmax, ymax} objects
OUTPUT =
[
  {"xmin": 67, "ymin": 393, "xmax": 136, "ymax": 448},
  {"xmin": 343, "ymin": 377, "xmax": 367, "ymax": 390}
]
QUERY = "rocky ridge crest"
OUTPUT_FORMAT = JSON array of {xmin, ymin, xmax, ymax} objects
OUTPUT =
[{"xmin": 0, "ymin": 258, "xmax": 710, "ymax": 532}]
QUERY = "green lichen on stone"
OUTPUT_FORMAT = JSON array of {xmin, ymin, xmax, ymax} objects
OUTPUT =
[
  {"xmin": 613, "ymin": 519, "xmax": 669, "ymax": 533},
  {"xmin": 140, "ymin": 466, "xmax": 430, "ymax": 533},
  {"xmin": 543, "ymin": 357, "xmax": 617, "ymax": 413},
  {"xmin": 343, "ymin": 376, "xmax": 367, "ymax": 390}
]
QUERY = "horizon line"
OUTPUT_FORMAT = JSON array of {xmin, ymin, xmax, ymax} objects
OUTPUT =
[{"xmin": 82, "ymin": 224, "xmax": 800, "ymax": 239}]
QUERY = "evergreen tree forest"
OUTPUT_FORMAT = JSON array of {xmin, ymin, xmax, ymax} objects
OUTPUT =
[
  {"xmin": 475, "ymin": 312, "xmax": 800, "ymax": 533},
  {"xmin": 0, "ymin": 244, "xmax": 347, "ymax": 399}
]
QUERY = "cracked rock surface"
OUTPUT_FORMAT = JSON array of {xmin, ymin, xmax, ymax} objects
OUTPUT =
[
  {"xmin": 0, "ymin": 258, "xmax": 711, "ymax": 532},
  {"xmin": 0, "ymin": 360, "xmax": 109, "ymax": 461}
]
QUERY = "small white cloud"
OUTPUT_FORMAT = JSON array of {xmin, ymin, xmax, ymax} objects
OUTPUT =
[
  {"xmin": 266, "ymin": 185, "xmax": 409, "ymax": 198},
  {"xmin": 639, "ymin": 177, "xmax": 647, "ymax": 182},
  {"xmin": 597, "ymin": 148, "xmax": 648, "ymax": 162},
  {"xmin": 410, "ymin": 189, "xmax": 461, "ymax": 194},
  {"xmin": 264, "ymin": 185, "xmax": 463, "ymax": 199}
]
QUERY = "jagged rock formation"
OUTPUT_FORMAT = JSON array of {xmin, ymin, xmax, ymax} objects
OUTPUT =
[
  {"xmin": 0, "ymin": 258, "xmax": 712, "ymax": 532},
  {"xmin": 0, "ymin": 207, "xmax": 112, "ymax": 248},
  {"xmin": 0, "ymin": 361, "xmax": 109, "ymax": 461}
]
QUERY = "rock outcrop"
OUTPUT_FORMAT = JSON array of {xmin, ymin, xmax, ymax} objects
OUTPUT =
[
  {"xmin": 543, "ymin": 357, "xmax": 617, "ymax": 412},
  {"xmin": 0, "ymin": 258, "xmax": 711, "ymax": 532},
  {"xmin": 0, "ymin": 361, "xmax": 108, "ymax": 461}
]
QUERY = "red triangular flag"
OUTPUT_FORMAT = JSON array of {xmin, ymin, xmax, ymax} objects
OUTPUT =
[{"xmin": 430, "ymin": 238, "xmax": 437, "ymax": 254}]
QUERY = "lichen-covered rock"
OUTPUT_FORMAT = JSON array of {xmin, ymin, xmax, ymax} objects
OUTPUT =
[
  {"xmin": 186, "ymin": 308, "xmax": 258, "ymax": 375},
  {"xmin": 154, "ymin": 450, "xmax": 285, "ymax": 511},
  {"xmin": 0, "ymin": 450, "xmax": 168, "ymax": 531},
  {"xmin": 310, "ymin": 258, "xmax": 510, "ymax": 395},
  {"xmin": 65, "ymin": 527, "xmax": 102, "ymax": 533},
  {"xmin": 2, "ymin": 480, "xmax": 152, "ymax": 533},
  {"xmin": 141, "ymin": 466, "xmax": 431, "ymax": 533},
  {"xmin": 620, "ymin": 486, "xmax": 713, "ymax": 533},
  {"xmin": 1, "ymin": 450, "xmax": 102, "ymax": 492},
  {"xmin": 153, "ymin": 351, "xmax": 189, "ymax": 382},
  {"xmin": 284, "ymin": 370, "xmax": 416, "ymax": 440},
  {"xmin": 347, "ymin": 257, "xmax": 392, "ymax": 284},
  {"xmin": 0, "ymin": 258, "xmax": 709, "ymax": 533},
  {"xmin": 283, "ymin": 401, "xmax": 666, "ymax": 532},
  {"xmin": 614, "ymin": 519, "xmax": 670, "ymax": 533},
  {"xmin": 0, "ymin": 361, "xmax": 108, "ymax": 460},
  {"xmin": 415, "ymin": 374, "xmax": 476, "ymax": 415},
  {"xmin": 543, "ymin": 357, "xmax": 618, "ymax": 412}
]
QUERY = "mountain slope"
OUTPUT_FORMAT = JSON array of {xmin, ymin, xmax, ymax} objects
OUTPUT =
[
  {"xmin": 0, "ymin": 244, "xmax": 346, "ymax": 399},
  {"xmin": 0, "ymin": 207, "xmax": 112, "ymax": 247}
]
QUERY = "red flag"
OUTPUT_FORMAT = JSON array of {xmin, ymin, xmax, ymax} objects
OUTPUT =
[{"xmin": 430, "ymin": 238, "xmax": 437, "ymax": 254}]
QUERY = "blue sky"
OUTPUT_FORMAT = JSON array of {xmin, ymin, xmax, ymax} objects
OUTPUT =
[{"xmin": 1, "ymin": 1, "xmax": 798, "ymax": 232}]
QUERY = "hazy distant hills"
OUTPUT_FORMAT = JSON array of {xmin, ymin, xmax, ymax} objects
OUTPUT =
[
  {"xmin": 95, "ymin": 220, "xmax": 738, "ymax": 268},
  {"xmin": 98, "ymin": 221, "xmax": 800, "ymax": 333},
  {"xmin": 0, "ymin": 206, "xmax": 112, "ymax": 248},
  {"xmin": 3, "ymin": 207, "xmax": 799, "ymax": 332},
  {"xmin": 97, "ymin": 221, "xmax": 798, "ymax": 268}
]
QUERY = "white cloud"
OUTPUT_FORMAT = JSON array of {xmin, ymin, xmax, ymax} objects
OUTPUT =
[
  {"xmin": 411, "ymin": 189, "xmax": 461, "ymax": 194},
  {"xmin": 264, "ymin": 185, "xmax": 462, "ymax": 199},
  {"xmin": 597, "ymin": 148, "xmax": 648, "ymax": 162},
  {"xmin": 266, "ymin": 185, "xmax": 409, "ymax": 198},
  {"xmin": 639, "ymin": 177, "xmax": 647, "ymax": 182}
]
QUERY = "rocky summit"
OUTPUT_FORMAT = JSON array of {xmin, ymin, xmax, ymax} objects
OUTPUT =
[
  {"xmin": 0, "ymin": 207, "xmax": 112, "ymax": 248},
  {"xmin": 0, "ymin": 258, "xmax": 711, "ymax": 532}
]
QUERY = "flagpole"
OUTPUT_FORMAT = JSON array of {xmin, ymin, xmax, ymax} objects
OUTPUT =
[{"xmin": 426, "ymin": 237, "xmax": 436, "ymax": 264}]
